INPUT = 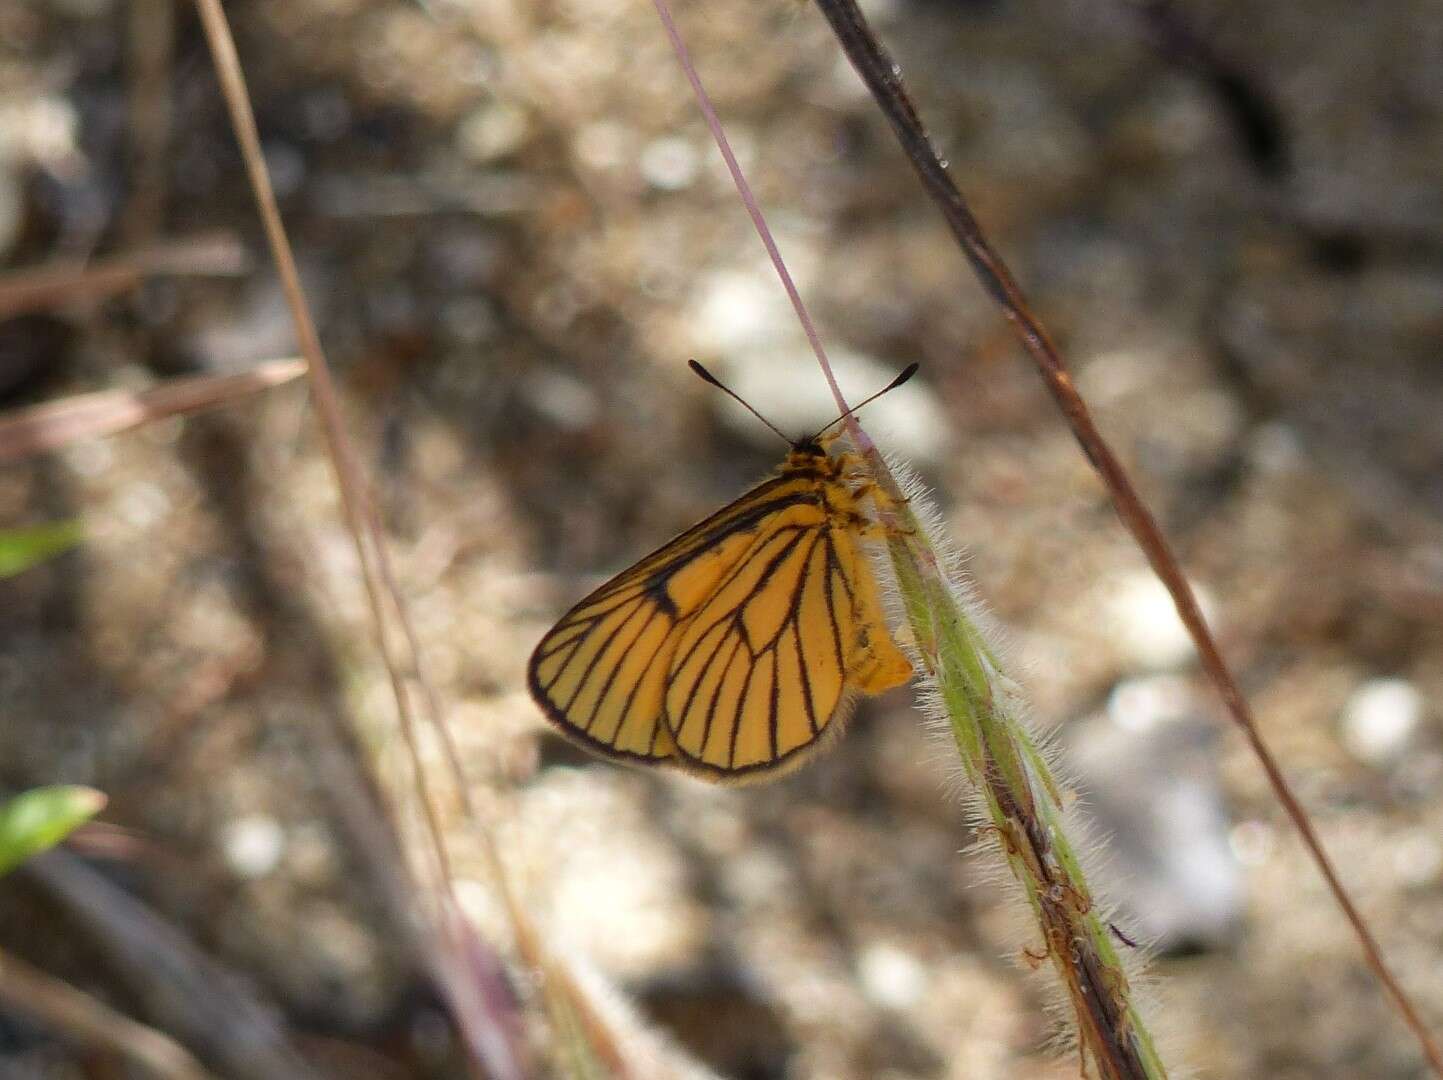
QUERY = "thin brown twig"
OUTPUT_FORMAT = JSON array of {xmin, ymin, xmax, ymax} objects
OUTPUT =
[
  {"xmin": 25, "ymin": 851, "xmax": 320, "ymax": 1080},
  {"xmin": 189, "ymin": 0, "xmax": 453, "ymax": 905},
  {"xmin": 0, "ymin": 945, "xmax": 212, "ymax": 1080},
  {"xmin": 0, "ymin": 358, "xmax": 305, "ymax": 465},
  {"xmin": 123, "ymin": 0, "xmax": 176, "ymax": 246},
  {"xmin": 0, "ymin": 232, "xmax": 247, "ymax": 319},
  {"xmin": 809, "ymin": 0, "xmax": 1443, "ymax": 1073}
]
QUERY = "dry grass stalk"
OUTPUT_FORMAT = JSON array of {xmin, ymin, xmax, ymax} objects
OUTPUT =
[
  {"xmin": 24, "ymin": 851, "xmax": 320, "ymax": 1080},
  {"xmin": 810, "ymin": 0, "xmax": 1443, "ymax": 1073},
  {"xmin": 188, "ymin": 2, "xmax": 679, "ymax": 1074},
  {"xmin": 190, "ymin": 2, "xmax": 536, "ymax": 1074},
  {"xmin": 0, "ymin": 945, "xmax": 212, "ymax": 1080},
  {"xmin": 0, "ymin": 358, "xmax": 305, "ymax": 465},
  {"xmin": 122, "ymin": 0, "xmax": 176, "ymax": 247},
  {"xmin": 0, "ymin": 232, "xmax": 246, "ymax": 319}
]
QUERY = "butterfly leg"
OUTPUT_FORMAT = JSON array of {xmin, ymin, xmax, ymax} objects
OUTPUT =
[
  {"xmin": 842, "ymin": 508, "xmax": 918, "ymax": 546},
  {"xmin": 847, "ymin": 491, "xmax": 918, "ymax": 541},
  {"xmin": 837, "ymin": 472, "xmax": 917, "ymax": 534}
]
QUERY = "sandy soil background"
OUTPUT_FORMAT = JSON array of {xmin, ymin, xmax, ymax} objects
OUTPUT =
[{"xmin": 2, "ymin": 0, "xmax": 1442, "ymax": 1076}]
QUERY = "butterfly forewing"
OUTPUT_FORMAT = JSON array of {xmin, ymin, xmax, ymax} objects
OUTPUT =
[
  {"xmin": 665, "ymin": 517, "xmax": 853, "ymax": 777},
  {"xmin": 529, "ymin": 580, "xmax": 674, "ymax": 762},
  {"xmin": 528, "ymin": 472, "xmax": 818, "ymax": 765}
]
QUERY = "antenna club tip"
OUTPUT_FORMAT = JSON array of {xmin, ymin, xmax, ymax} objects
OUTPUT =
[
  {"xmin": 892, "ymin": 362, "xmax": 920, "ymax": 389},
  {"xmin": 687, "ymin": 358, "xmax": 724, "ymax": 388}
]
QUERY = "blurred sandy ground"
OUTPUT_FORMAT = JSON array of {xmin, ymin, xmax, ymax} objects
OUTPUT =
[{"xmin": 1, "ymin": 0, "xmax": 1441, "ymax": 1076}]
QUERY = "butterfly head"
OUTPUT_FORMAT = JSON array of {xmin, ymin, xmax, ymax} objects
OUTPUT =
[
  {"xmin": 788, "ymin": 433, "xmax": 828, "ymax": 456},
  {"xmin": 782, "ymin": 433, "xmax": 844, "ymax": 477}
]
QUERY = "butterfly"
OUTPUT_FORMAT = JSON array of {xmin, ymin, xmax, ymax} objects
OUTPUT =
[{"xmin": 527, "ymin": 362, "xmax": 917, "ymax": 783}]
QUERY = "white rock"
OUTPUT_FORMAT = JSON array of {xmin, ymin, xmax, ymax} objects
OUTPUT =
[
  {"xmin": 1068, "ymin": 704, "xmax": 1243, "ymax": 949},
  {"xmin": 691, "ymin": 269, "xmax": 793, "ymax": 356},
  {"xmin": 857, "ymin": 942, "xmax": 926, "ymax": 1010},
  {"xmin": 1341, "ymin": 677, "xmax": 1424, "ymax": 765},
  {"xmin": 1106, "ymin": 673, "xmax": 1195, "ymax": 734},
  {"xmin": 220, "ymin": 814, "xmax": 286, "ymax": 879},
  {"xmin": 1077, "ymin": 348, "xmax": 1149, "ymax": 406},
  {"xmin": 1228, "ymin": 820, "xmax": 1275, "ymax": 868},
  {"xmin": 639, "ymin": 136, "xmax": 699, "ymax": 191},
  {"xmin": 1393, "ymin": 829, "xmax": 1443, "ymax": 887},
  {"xmin": 117, "ymin": 482, "xmax": 170, "ymax": 528},
  {"xmin": 522, "ymin": 368, "xmax": 599, "ymax": 430},
  {"xmin": 0, "ymin": 97, "xmax": 81, "ymax": 172},
  {"xmin": 459, "ymin": 102, "xmax": 530, "ymax": 162},
  {"xmin": 572, "ymin": 120, "xmax": 633, "ymax": 173},
  {"xmin": 1105, "ymin": 572, "xmax": 1214, "ymax": 671},
  {"xmin": 1248, "ymin": 420, "xmax": 1306, "ymax": 475},
  {"xmin": 63, "ymin": 439, "xmax": 114, "ymax": 478}
]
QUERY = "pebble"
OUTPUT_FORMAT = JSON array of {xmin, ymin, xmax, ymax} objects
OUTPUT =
[
  {"xmin": 1393, "ymin": 829, "xmax": 1443, "ymax": 888},
  {"xmin": 1341, "ymin": 677, "xmax": 1424, "ymax": 765},
  {"xmin": 691, "ymin": 268, "xmax": 793, "ymax": 357},
  {"xmin": 459, "ymin": 102, "xmax": 531, "ymax": 162},
  {"xmin": 0, "ymin": 95, "xmax": 80, "ymax": 172},
  {"xmin": 1067, "ymin": 682, "xmax": 1243, "ymax": 951},
  {"xmin": 572, "ymin": 120, "xmax": 634, "ymax": 173},
  {"xmin": 1105, "ymin": 572, "xmax": 1214, "ymax": 671},
  {"xmin": 522, "ymin": 368, "xmax": 599, "ymax": 430},
  {"xmin": 220, "ymin": 814, "xmax": 287, "ymax": 879},
  {"xmin": 1229, "ymin": 820, "xmax": 1275, "ymax": 868},
  {"xmin": 639, "ymin": 136, "xmax": 700, "ymax": 191},
  {"xmin": 1106, "ymin": 672, "xmax": 1195, "ymax": 733},
  {"xmin": 262, "ymin": 140, "xmax": 306, "ymax": 198},
  {"xmin": 63, "ymin": 439, "xmax": 114, "ymax": 478},
  {"xmin": 857, "ymin": 942, "xmax": 927, "ymax": 1010},
  {"xmin": 1248, "ymin": 420, "xmax": 1307, "ymax": 475},
  {"xmin": 116, "ymin": 482, "xmax": 171, "ymax": 529},
  {"xmin": 191, "ymin": 279, "xmax": 303, "ymax": 369}
]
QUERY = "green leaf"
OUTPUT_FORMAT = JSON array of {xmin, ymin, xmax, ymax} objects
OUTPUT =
[
  {"xmin": 0, "ymin": 520, "xmax": 83, "ymax": 579},
  {"xmin": 0, "ymin": 786, "xmax": 107, "ymax": 877}
]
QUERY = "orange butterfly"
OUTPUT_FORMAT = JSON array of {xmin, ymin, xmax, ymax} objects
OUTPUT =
[{"xmin": 528, "ymin": 364, "xmax": 916, "ymax": 782}]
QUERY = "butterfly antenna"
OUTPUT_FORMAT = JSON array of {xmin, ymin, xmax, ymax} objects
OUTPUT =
[
  {"xmin": 688, "ymin": 359, "xmax": 792, "ymax": 445},
  {"xmin": 811, "ymin": 362, "xmax": 920, "ymax": 440}
]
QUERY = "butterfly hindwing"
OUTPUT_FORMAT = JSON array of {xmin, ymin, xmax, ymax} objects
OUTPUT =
[
  {"xmin": 664, "ymin": 505, "xmax": 838, "ymax": 776},
  {"xmin": 528, "ymin": 444, "xmax": 913, "ymax": 782},
  {"xmin": 527, "ymin": 472, "xmax": 822, "ymax": 767},
  {"xmin": 664, "ymin": 491, "xmax": 911, "ymax": 780}
]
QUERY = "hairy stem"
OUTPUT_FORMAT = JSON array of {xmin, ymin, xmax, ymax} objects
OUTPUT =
[
  {"xmin": 811, "ymin": 0, "xmax": 1443, "ymax": 1073},
  {"xmin": 652, "ymin": 0, "xmax": 1167, "ymax": 1072},
  {"xmin": 882, "ymin": 487, "xmax": 1166, "ymax": 1079}
]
